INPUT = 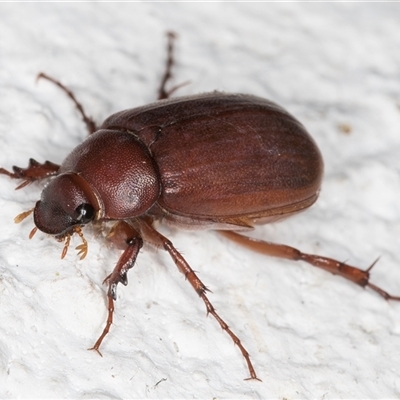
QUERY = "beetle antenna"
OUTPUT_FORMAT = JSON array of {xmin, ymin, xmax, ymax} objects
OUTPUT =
[
  {"xmin": 14, "ymin": 208, "xmax": 34, "ymax": 224},
  {"xmin": 75, "ymin": 227, "xmax": 88, "ymax": 260}
]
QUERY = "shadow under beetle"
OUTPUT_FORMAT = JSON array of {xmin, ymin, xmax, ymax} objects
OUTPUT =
[{"xmin": 1, "ymin": 33, "xmax": 399, "ymax": 381}]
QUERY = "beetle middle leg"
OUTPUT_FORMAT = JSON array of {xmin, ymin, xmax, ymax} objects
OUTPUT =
[
  {"xmin": 37, "ymin": 73, "xmax": 97, "ymax": 135},
  {"xmin": 137, "ymin": 219, "xmax": 261, "ymax": 381},
  {"xmin": 220, "ymin": 231, "xmax": 400, "ymax": 301}
]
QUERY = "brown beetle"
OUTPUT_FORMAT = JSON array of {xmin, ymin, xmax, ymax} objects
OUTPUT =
[{"xmin": 1, "ymin": 33, "xmax": 399, "ymax": 381}]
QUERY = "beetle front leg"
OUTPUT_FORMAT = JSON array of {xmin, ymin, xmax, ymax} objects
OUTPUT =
[
  {"xmin": 137, "ymin": 219, "xmax": 260, "ymax": 381},
  {"xmin": 89, "ymin": 221, "xmax": 143, "ymax": 355},
  {"xmin": 220, "ymin": 231, "xmax": 400, "ymax": 301},
  {"xmin": 0, "ymin": 158, "xmax": 60, "ymax": 189}
]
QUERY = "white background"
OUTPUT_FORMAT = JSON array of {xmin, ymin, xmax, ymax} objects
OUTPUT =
[{"xmin": 1, "ymin": 3, "xmax": 400, "ymax": 399}]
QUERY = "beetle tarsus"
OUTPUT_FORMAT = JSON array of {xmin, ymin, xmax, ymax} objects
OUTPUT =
[
  {"xmin": 220, "ymin": 231, "xmax": 400, "ymax": 303},
  {"xmin": 89, "ymin": 294, "xmax": 113, "ymax": 355},
  {"xmin": 367, "ymin": 282, "xmax": 400, "ymax": 301}
]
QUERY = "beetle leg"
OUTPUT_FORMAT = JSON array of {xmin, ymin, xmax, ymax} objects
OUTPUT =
[
  {"xmin": 158, "ymin": 32, "xmax": 176, "ymax": 100},
  {"xmin": 158, "ymin": 32, "xmax": 190, "ymax": 100},
  {"xmin": 137, "ymin": 219, "xmax": 260, "ymax": 381},
  {"xmin": 89, "ymin": 221, "xmax": 143, "ymax": 355},
  {"xmin": 220, "ymin": 231, "xmax": 400, "ymax": 301},
  {"xmin": 37, "ymin": 72, "xmax": 97, "ymax": 134},
  {"xmin": 0, "ymin": 158, "xmax": 60, "ymax": 189}
]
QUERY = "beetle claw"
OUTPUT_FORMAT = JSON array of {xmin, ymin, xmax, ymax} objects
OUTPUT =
[{"xmin": 88, "ymin": 346, "xmax": 103, "ymax": 357}]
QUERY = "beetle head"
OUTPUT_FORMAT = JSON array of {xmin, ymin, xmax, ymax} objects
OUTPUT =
[
  {"xmin": 33, "ymin": 172, "xmax": 99, "ymax": 237},
  {"xmin": 13, "ymin": 172, "xmax": 101, "ymax": 259}
]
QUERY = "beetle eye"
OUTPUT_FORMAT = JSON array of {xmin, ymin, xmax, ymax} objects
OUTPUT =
[{"xmin": 75, "ymin": 203, "xmax": 95, "ymax": 224}]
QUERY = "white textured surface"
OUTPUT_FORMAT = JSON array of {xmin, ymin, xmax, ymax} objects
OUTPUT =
[{"xmin": 1, "ymin": 3, "xmax": 400, "ymax": 399}]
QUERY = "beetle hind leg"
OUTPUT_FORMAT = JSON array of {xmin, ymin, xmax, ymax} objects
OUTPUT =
[{"xmin": 220, "ymin": 231, "xmax": 400, "ymax": 301}]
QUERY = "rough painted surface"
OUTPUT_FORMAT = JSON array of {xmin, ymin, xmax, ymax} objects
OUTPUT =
[{"xmin": 1, "ymin": 3, "xmax": 400, "ymax": 398}]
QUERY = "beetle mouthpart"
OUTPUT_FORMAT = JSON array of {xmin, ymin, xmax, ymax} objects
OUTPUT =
[
  {"xmin": 14, "ymin": 208, "xmax": 34, "ymax": 224},
  {"xmin": 29, "ymin": 227, "xmax": 38, "ymax": 239},
  {"xmin": 59, "ymin": 226, "xmax": 88, "ymax": 260},
  {"xmin": 75, "ymin": 227, "xmax": 88, "ymax": 260},
  {"xmin": 61, "ymin": 234, "xmax": 71, "ymax": 259}
]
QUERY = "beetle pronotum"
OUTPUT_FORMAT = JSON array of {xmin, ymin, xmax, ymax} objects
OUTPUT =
[{"xmin": 1, "ymin": 33, "xmax": 399, "ymax": 381}]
